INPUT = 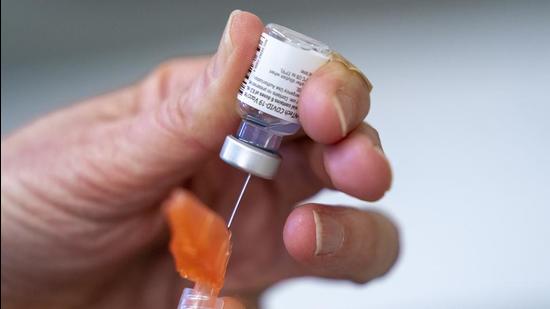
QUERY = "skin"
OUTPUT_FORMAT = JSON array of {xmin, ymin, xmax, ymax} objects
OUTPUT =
[{"xmin": 1, "ymin": 11, "xmax": 398, "ymax": 309}]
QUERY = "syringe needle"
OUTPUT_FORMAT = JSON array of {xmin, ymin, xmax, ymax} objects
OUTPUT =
[{"xmin": 227, "ymin": 173, "xmax": 252, "ymax": 228}]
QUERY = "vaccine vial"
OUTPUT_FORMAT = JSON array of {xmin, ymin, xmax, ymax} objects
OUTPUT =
[{"xmin": 220, "ymin": 24, "xmax": 332, "ymax": 179}]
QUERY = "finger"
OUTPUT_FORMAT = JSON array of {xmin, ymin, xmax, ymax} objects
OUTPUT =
[
  {"xmin": 283, "ymin": 204, "xmax": 399, "ymax": 283},
  {"xmin": 359, "ymin": 122, "xmax": 384, "ymax": 152},
  {"xmin": 6, "ymin": 11, "xmax": 265, "ymax": 219},
  {"xmin": 132, "ymin": 10, "xmax": 264, "ymax": 166},
  {"xmin": 219, "ymin": 297, "xmax": 246, "ymax": 309},
  {"xmin": 273, "ymin": 122, "xmax": 389, "ymax": 204},
  {"xmin": 323, "ymin": 124, "xmax": 391, "ymax": 201},
  {"xmin": 273, "ymin": 138, "xmax": 325, "ymax": 205},
  {"xmin": 78, "ymin": 10, "xmax": 262, "ymax": 190},
  {"xmin": 298, "ymin": 61, "xmax": 371, "ymax": 144},
  {"xmin": 139, "ymin": 56, "xmax": 211, "ymax": 108}
]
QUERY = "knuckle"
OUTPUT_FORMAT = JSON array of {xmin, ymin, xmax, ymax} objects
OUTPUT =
[{"xmin": 140, "ymin": 60, "xmax": 179, "ymax": 106}]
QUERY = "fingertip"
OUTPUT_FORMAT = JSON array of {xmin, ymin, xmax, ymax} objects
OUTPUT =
[
  {"xmin": 283, "ymin": 205, "xmax": 317, "ymax": 263},
  {"xmin": 299, "ymin": 62, "xmax": 370, "ymax": 144},
  {"xmin": 164, "ymin": 10, "xmax": 264, "ymax": 154},
  {"xmin": 285, "ymin": 204, "xmax": 400, "ymax": 284},
  {"xmin": 324, "ymin": 132, "xmax": 392, "ymax": 201},
  {"xmin": 229, "ymin": 10, "xmax": 264, "ymax": 53},
  {"xmin": 299, "ymin": 63, "xmax": 348, "ymax": 144},
  {"xmin": 212, "ymin": 10, "xmax": 263, "ymax": 94}
]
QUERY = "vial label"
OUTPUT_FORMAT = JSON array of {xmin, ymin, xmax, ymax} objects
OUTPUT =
[{"xmin": 238, "ymin": 33, "xmax": 330, "ymax": 124}]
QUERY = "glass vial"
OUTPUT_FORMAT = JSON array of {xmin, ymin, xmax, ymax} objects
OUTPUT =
[
  {"xmin": 237, "ymin": 24, "xmax": 331, "ymax": 150},
  {"xmin": 220, "ymin": 24, "xmax": 332, "ymax": 179}
]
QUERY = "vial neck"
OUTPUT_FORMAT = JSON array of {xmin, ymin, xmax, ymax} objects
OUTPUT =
[{"xmin": 236, "ymin": 120, "xmax": 282, "ymax": 152}]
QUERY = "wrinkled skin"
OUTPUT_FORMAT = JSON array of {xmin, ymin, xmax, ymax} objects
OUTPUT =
[{"xmin": 1, "ymin": 11, "xmax": 398, "ymax": 309}]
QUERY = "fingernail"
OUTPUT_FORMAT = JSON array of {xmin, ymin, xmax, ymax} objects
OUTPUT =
[
  {"xmin": 330, "ymin": 52, "xmax": 373, "ymax": 92},
  {"xmin": 333, "ymin": 89, "xmax": 354, "ymax": 137},
  {"xmin": 212, "ymin": 10, "xmax": 240, "ymax": 77},
  {"xmin": 375, "ymin": 144, "xmax": 385, "ymax": 155},
  {"xmin": 313, "ymin": 210, "xmax": 345, "ymax": 256},
  {"xmin": 373, "ymin": 147, "xmax": 392, "ymax": 191},
  {"xmin": 222, "ymin": 10, "xmax": 240, "ymax": 50},
  {"xmin": 374, "ymin": 146, "xmax": 389, "ymax": 163}
]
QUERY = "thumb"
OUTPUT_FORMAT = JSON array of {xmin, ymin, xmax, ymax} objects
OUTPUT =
[
  {"xmin": 283, "ymin": 204, "xmax": 400, "ymax": 284},
  {"xmin": 0, "ymin": 11, "xmax": 264, "ymax": 259},
  {"xmin": 35, "ymin": 11, "xmax": 264, "ymax": 215},
  {"xmin": 91, "ymin": 10, "xmax": 263, "ymax": 187},
  {"xmin": 160, "ymin": 10, "xmax": 263, "ymax": 153},
  {"xmin": 127, "ymin": 10, "xmax": 263, "ymax": 175}
]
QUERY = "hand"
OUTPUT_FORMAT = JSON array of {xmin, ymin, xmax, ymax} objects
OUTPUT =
[{"xmin": 1, "ymin": 10, "xmax": 398, "ymax": 309}]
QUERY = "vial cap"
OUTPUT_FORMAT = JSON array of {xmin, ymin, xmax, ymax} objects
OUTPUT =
[{"xmin": 219, "ymin": 135, "xmax": 281, "ymax": 179}]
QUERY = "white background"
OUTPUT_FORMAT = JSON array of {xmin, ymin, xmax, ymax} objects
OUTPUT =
[{"xmin": 2, "ymin": 1, "xmax": 549, "ymax": 308}]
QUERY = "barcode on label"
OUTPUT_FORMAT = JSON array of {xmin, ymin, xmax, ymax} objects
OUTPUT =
[{"xmin": 238, "ymin": 35, "xmax": 267, "ymax": 95}]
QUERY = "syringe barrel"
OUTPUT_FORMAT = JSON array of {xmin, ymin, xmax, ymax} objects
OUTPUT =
[{"xmin": 178, "ymin": 284, "xmax": 221, "ymax": 309}]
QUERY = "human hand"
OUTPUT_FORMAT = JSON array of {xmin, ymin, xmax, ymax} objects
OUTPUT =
[{"xmin": 1, "ymin": 10, "xmax": 398, "ymax": 309}]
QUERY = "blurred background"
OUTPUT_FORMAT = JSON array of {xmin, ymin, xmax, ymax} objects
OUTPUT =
[{"xmin": 2, "ymin": 0, "xmax": 549, "ymax": 308}]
